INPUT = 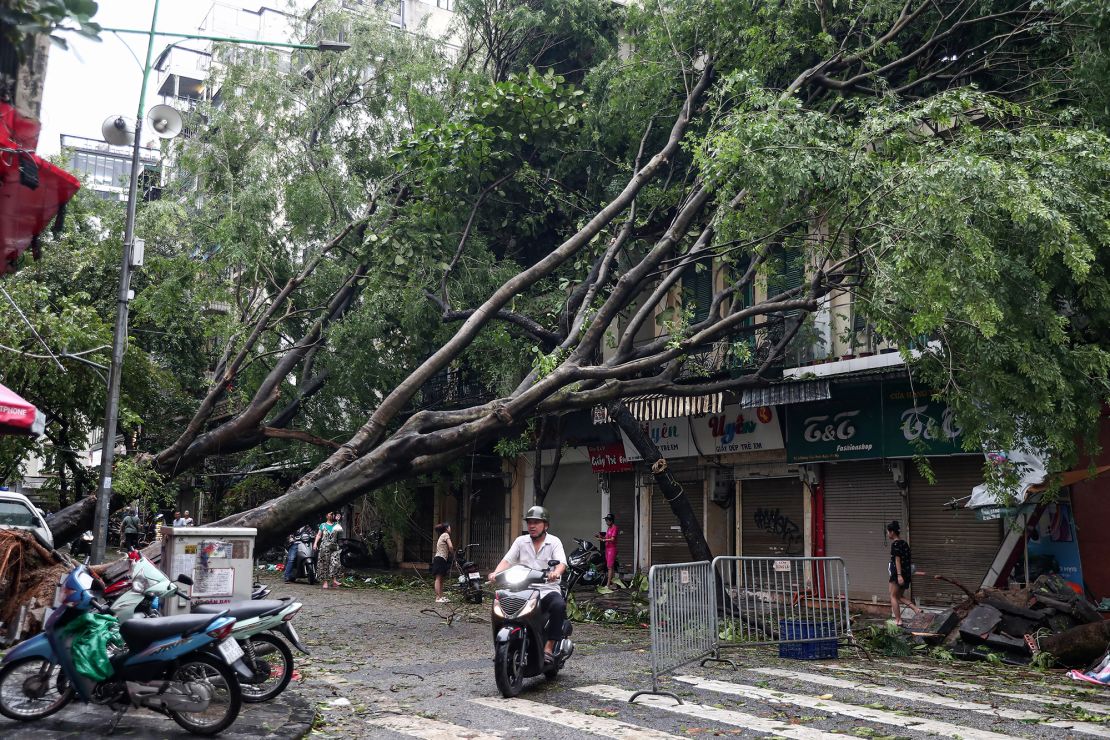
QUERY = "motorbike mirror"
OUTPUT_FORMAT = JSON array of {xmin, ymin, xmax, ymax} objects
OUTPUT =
[
  {"xmin": 548, "ymin": 559, "xmax": 559, "ymax": 568},
  {"xmin": 176, "ymin": 574, "xmax": 194, "ymax": 586}
]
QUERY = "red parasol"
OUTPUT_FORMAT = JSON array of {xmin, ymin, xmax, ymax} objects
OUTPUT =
[{"xmin": 0, "ymin": 382, "xmax": 45, "ymax": 436}]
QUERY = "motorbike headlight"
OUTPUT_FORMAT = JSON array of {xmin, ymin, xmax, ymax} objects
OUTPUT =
[{"xmin": 517, "ymin": 595, "xmax": 539, "ymax": 618}]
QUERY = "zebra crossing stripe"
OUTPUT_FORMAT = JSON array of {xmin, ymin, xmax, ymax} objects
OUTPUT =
[
  {"xmin": 363, "ymin": 712, "xmax": 504, "ymax": 740},
  {"xmin": 813, "ymin": 662, "xmax": 1110, "ymax": 716},
  {"xmin": 671, "ymin": 674, "xmax": 1021, "ymax": 740},
  {"xmin": 471, "ymin": 696, "xmax": 684, "ymax": 738},
  {"xmin": 577, "ymin": 684, "xmax": 844, "ymax": 739},
  {"xmin": 752, "ymin": 667, "xmax": 1110, "ymax": 738},
  {"xmin": 888, "ymin": 660, "xmax": 1109, "ymax": 699}
]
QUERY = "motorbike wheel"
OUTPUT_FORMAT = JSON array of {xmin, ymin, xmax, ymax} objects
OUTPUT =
[
  {"xmin": 240, "ymin": 633, "xmax": 294, "ymax": 703},
  {"xmin": 493, "ymin": 641, "xmax": 526, "ymax": 698},
  {"xmin": 0, "ymin": 658, "xmax": 73, "ymax": 721},
  {"xmin": 305, "ymin": 562, "xmax": 317, "ymax": 585},
  {"xmin": 165, "ymin": 652, "xmax": 242, "ymax": 736},
  {"xmin": 543, "ymin": 662, "xmax": 560, "ymax": 680}
]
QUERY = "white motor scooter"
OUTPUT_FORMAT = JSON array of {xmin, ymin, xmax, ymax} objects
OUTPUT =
[{"xmin": 111, "ymin": 552, "xmax": 308, "ymax": 703}]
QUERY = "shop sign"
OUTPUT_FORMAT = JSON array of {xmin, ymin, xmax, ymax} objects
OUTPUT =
[
  {"xmin": 620, "ymin": 417, "xmax": 691, "ymax": 461},
  {"xmin": 785, "ymin": 382, "xmax": 966, "ymax": 462},
  {"xmin": 691, "ymin": 404, "xmax": 784, "ymax": 455},
  {"xmin": 588, "ymin": 443, "xmax": 633, "ymax": 473},
  {"xmin": 786, "ymin": 386, "xmax": 881, "ymax": 462},
  {"xmin": 882, "ymin": 385, "xmax": 964, "ymax": 457},
  {"xmin": 619, "ymin": 404, "xmax": 784, "ymax": 461}
]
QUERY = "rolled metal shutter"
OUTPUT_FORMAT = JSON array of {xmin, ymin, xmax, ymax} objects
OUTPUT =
[
  {"xmin": 909, "ymin": 457, "xmax": 1001, "ymax": 605},
  {"xmin": 824, "ymin": 461, "xmax": 904, "ymax": 601},
  {"xmin": 741, "ymin": 478, "xmax": 805, "ymax": 557},
  {"xmin": 608, "ymin": 472, "xmax": 636, "ymax": 572},
  {"xmin": 650, "ymin": 462, "xmax": 705, "ymax": 565}
]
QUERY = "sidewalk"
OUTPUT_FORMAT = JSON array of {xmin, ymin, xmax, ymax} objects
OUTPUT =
[{"xmin": 0, "ymin": 688, "xmax": 315, "ymax": 739}]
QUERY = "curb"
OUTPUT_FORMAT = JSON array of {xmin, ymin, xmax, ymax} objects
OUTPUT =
[{"xmin": 0, "ymin": 688, "xmax": 316, "ymax": 739}]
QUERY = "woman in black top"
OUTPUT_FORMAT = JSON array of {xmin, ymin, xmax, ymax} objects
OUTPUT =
[{"xmin": 887, "ymin": 520, "xmax": 922, "ymax": 626}]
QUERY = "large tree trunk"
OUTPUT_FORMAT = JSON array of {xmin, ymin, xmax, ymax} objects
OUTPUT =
[{"xmin": 606, "ymin": 401, "xmax": 712, "ymax": 562}]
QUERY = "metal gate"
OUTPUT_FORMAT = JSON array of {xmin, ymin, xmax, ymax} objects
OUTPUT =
[
  {"xmin": 468, "ymin": 481, "xmax": 506, "ymax": 572},
  {"xmin": 824, "ymin": 461, "xmax": 903, "ymax": 601}
]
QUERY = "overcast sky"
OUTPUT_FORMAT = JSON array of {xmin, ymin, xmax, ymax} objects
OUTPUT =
[{"xmin": 38, "ymin": 1, "xmax": 216, "ymax": 156}]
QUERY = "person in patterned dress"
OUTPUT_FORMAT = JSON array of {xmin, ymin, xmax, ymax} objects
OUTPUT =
[{"xmin": 313, "ymin": 511, "xmax": 344, "ymax": 589}]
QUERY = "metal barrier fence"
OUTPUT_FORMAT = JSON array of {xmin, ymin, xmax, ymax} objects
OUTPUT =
[
  {"xmin": 631, "ymin": 560, "xmax": 731, "ymax": 702},
  {"xmin": 712, "ymin": 556, "xmax": 851, "ymax": 653},
  {"xmin": 633, "ymin": 556, "xmax": 852, "ymax": 703}
]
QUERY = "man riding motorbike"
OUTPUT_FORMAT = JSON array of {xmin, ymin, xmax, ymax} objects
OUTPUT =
[{"xmin": 487, "ymin": 506, "xmax": 567, "ymax": 666}]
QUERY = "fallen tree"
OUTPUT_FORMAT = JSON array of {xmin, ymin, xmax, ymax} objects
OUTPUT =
[{"xmin": 52, "ymin": 0, "xmax": 1110, "ymax": 558}]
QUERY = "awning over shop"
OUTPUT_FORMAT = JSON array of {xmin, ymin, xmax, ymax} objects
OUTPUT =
[
  {"xmin": 0, "ymin": 382, "xmax": 45, "ymax": 436},
  {"xmin": 593, "ymin": 392, "xmax": 723, "ymax": 423},
  {"xmin": 967, "ymin": 449, "xmax": 1046, "ymax": 508},
  {"xmin": 0, "ymin": 102, "xmax": 81, "ymax": 274},
  {"xmin": 741, "ymin": 380, "xmax": 830, "ymax": 408}
]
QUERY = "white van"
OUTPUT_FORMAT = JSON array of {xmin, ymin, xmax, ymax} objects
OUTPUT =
[{"xmin": 0, "ymin": 491, "xmax": 54, "ymax": 548}]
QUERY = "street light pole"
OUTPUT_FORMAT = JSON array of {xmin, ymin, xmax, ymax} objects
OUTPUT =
[
  {"xmin": 89, "ymin": 12, "xmax": 348, "ymax": 565},
  {"xmin": 90, "ymin": 0, "xmax": 162, "ymax": 565}
]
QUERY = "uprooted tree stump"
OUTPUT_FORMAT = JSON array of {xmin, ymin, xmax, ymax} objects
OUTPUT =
[
  {"xmin": 1033, "ymin": 620, "xmax": 1110, "ymax": 668},
  {"xmin": 0, "ymin": 530, "xmax": 70, "ymax": 643}
]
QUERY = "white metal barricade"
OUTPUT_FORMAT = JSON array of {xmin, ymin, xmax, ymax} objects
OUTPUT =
[
  {"xmin": 712, "ymin": 556, "xmax": 852, "ymax": 654},
  {"xmin": 630, "ymin": 561, "xmax": 733, "ymax": 703}
]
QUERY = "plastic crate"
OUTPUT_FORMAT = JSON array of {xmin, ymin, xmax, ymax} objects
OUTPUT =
[{"xmin": 778, "ymin": 620, "xmax": 838, "ymax": 660}]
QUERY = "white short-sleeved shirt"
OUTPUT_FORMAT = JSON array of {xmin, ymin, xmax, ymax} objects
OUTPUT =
[{"xmin": 504, "ymin": 533, "xmax": 567, "ymax": 595}]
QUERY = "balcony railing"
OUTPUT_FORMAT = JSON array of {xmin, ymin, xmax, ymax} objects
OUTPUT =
[{"xmin": 414, "ymin": 368, "xmax": 496, "ymax": 410}]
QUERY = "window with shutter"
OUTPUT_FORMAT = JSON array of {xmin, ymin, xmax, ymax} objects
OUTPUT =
[{"xmin": 682, "ymin": 257, "xmax": 714, "ymax": 323}]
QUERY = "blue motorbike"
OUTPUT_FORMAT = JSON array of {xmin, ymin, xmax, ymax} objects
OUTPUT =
[{"xmin": 0, "ymin": 564, "xmax": 246, "ymax": 735}]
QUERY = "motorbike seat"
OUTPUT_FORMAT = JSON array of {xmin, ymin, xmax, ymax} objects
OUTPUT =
[
  {"xmin": 118, "ymin": 612, "xmax": 225, "ymax": 647},
  {"xmin": 192, "ymin": 599, "xmax": 286, "ymax": 619}
]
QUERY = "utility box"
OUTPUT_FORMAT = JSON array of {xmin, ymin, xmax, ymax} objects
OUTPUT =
[{"xmin": 160, "ymin": 526, "xmax": 257, "ymax": 614}]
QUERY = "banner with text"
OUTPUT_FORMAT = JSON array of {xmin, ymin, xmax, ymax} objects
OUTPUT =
[
  {"xmin": 785, "ymin": 382, "xmax": 966, "ymax": 462},
  {"xmin": 588, "ymin": 442, "xmax": 633, "ymax": 472},
  {"xmin": 620, "ymin": 405, "xmax": 783, "ymax": 461}
]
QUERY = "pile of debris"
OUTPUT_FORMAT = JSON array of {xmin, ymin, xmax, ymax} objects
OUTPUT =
[
  {"xmin": 908, "ymin": 573, "xmax": 1110, "ymax": 668},
  {"xmin": 0, "ymin": 529, "xmax": 70, "ymax": 645}
]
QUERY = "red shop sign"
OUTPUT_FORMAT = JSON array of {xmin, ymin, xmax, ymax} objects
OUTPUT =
[{"xmin": 588, "ymin": 443, "xmax": 632, "ymax": 473}]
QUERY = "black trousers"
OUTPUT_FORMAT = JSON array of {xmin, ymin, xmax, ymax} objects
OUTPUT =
[
  {"xmin": 124, "ymin": 532, "xmax": 139, "ymax": 549},
  {"xmin": 540, "ymin": 591, "xmax": 566, "ymax": 644}
]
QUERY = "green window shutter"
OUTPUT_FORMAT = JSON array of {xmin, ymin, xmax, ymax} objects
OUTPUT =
[{"xmin": 683, "ymin": 258, "xmax": 714, "ymax": 323}]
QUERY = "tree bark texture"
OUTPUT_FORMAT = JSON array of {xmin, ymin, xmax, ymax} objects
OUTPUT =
[{"xmin": 606, "ymin": 401, "xmax": 712, "ymax": 562}]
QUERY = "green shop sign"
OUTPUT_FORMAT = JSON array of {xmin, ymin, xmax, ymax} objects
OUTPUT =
[{"xmin": 785, "ymin": 382, "xmax": 965, "ymax": 462}]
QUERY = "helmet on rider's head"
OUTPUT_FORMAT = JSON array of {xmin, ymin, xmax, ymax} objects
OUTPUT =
[{"xmin": 524, "ymin": 506, "xmax": 549, "ymax": 523}]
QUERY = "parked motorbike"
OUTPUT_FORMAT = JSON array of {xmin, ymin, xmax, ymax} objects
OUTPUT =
[
  {"xmin": 454, "ymin": 544, "xmax": 483, "ymax": 604},
  {"xmin": 0, "ymin": 565, "xmax": 245, "ymax": 735},
  {"xmin": 286, "ymin": 531, "xmax": 317, "ymax": 585},
  {"xmin": 491, "ymin": 562, "xmax": 574, "ymax": 698},
  {"xmin": 561, "ymin": 537, "xmax": 614, "ymax": 594},
  {"xmin": 69, "ymin": 530, "xmax": 93, "ymax": 559},
  {"xmin": 109, "ymin": 551, "xmax": 308, "ymax": 704},
  {"xmin": 338, "ymin": 530, "xmax": 391, "ymax": 570}
]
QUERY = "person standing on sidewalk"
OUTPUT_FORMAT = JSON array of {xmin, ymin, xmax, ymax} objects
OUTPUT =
[
  {"xmin": 431, "ymin": 523, "xmax": 453, "ymax": 603},
  {"xmin": 121, "ymin": 509, "xmax": 140, "ymax": 550},
  {"xmin": 596, "ymin": 514, "xmax": 618, "ymax": 588},
  {"xmin": 314, "ymin": 512, "xmax": 344, "ymax": 589},
  {"xmin": 887, "ymin": 520, "xmax": 922, "ymax": 626}
]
